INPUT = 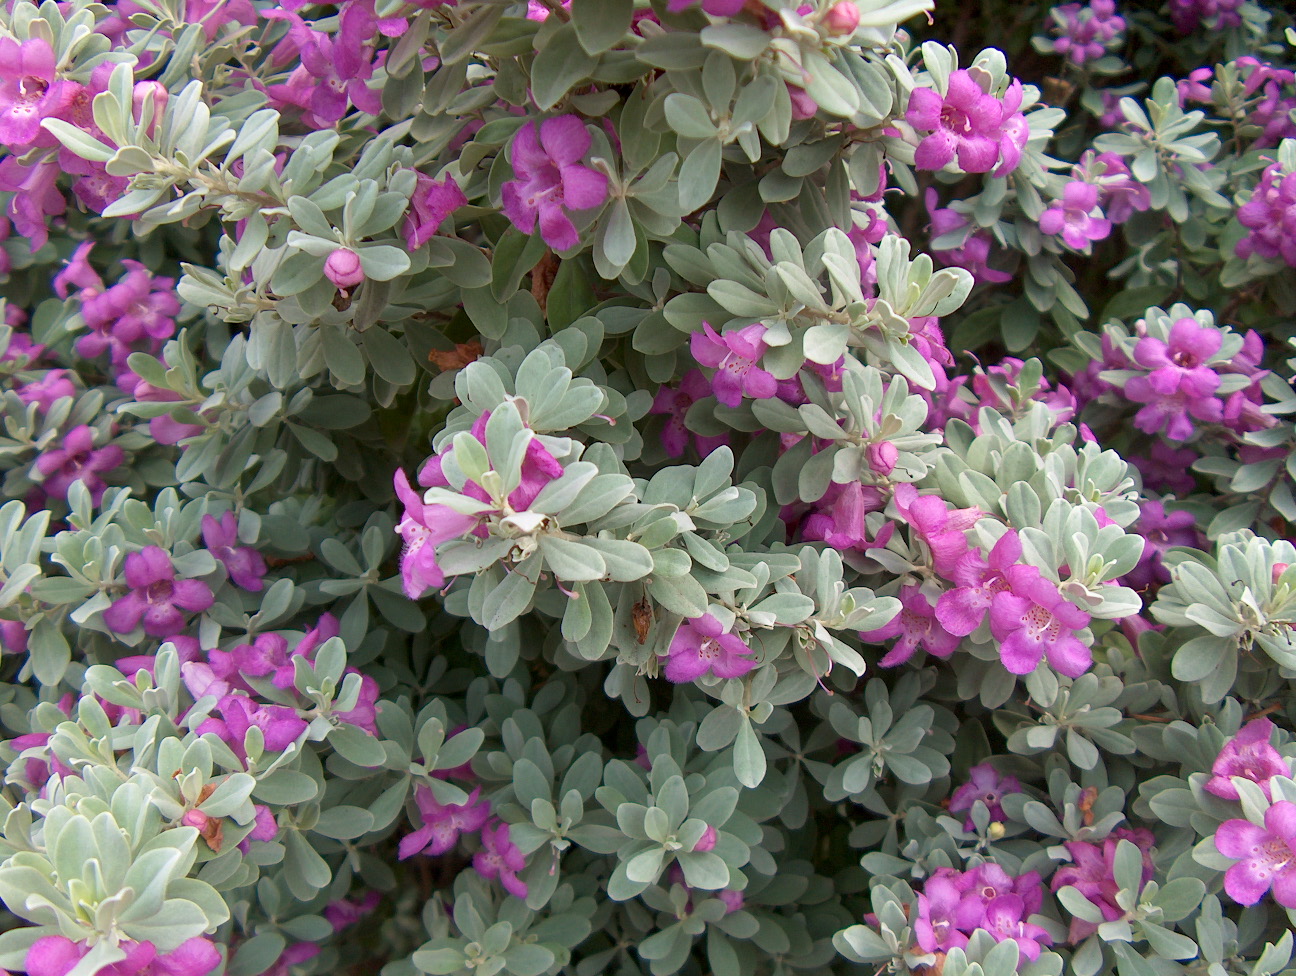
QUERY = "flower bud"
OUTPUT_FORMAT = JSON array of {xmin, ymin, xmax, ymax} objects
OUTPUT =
[
  {"xmin": 324, "ymin": 248, "xmax": 365, "ymax": 290},
  {"xmin": 824, "ymin": 1, "xmax": 860, "ymax": 35},
  {"xmin": 1274, "ymin": 563, "xmax": 1289, "ymax": 583},
  {"xmin": 866, "ymin": 440, "xmax": 898, "ymax": 476},
  {"xmin": 132, "ymin": 81, "xmax": 169, "ymax": 138},
  {"xmin": 694, "ymin": 824, "xmax": 718, "ymax": 852}
]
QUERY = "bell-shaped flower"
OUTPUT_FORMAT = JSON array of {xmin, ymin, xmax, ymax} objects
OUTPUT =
[{"xmin": 988, "ymin": 565, "xmax": 1092, "ymax": 676}]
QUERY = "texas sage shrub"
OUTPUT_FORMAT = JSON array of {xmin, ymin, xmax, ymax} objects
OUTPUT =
[{"xmin": 1, "ymin": 0, "xmax": 1296, "ymax": 975}]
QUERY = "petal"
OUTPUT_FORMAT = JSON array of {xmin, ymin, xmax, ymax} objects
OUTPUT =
[
  {"xmin": 1224, "ymin": 859, "xmax": 1273, "ymax": 906},
  {"xmin": 559, "ymin": 164, "xmax": 608, "ymax": 211},
  {"xmin": 914, "ymin": 130, "xmax": 957, "ymax": 171},
  {"xmin": 540, "ymin": 115, "xmax": 593, "ymax": 164},
  {"xmin": 905, "ymin": 87, "xmax": 945, "ymax": 129},
  {"xmin": 537, "ymin": 203, "xmax": 580, "ymax": 251},
  {"xmin": 1215, "ymin": 819, "xmax": 1268, "ymax": 858},
  {"xmin": 999, "ymin": 630, "xmax": 1044, "ymax": 674}
]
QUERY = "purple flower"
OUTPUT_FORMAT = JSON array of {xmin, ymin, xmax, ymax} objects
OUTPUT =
[
  {"xmin": 0, "ymin": 153, "xmax": 65, "ymax": 252},
  {"xmin": 26, "ymin": 936, "xmax": 222, "ymax": 976},
  {"xmin": 103, "ymin": 546, "xmax": 215, "ymax": 638},
  {"xmin": 916, "ymin": 866, "xmax": 1051, "ymax": 959},
  {"xmin": 1169, "ymin": 0, "xmax": 1242, "ymax": 32},
  {"xmin": 16, "ymin": 370, "xmax": 75, "ymax": 412},
  {"xmin": 802, "ymin": 481, "xmax": 891, "ymax": 552},
  {"xmin": 1124, "ymin": 500, "xmax": 1198, "ymax": 590},
  {"xmin": 202, "ymin": 512, "xmax": 268, "ymax": 591},
  {"xmin": 926, "ymin": 189, "xmax": 1012, "ymax": 285},
  {"xmin": 915, "ymin": 872, "xmax": 971, "ymax": 954},
  {"xmin": 404, "ymin": 172, "xmax": 468, "ymax": 249},
  {"xmin": 906, "ymin": 70, "xmax": 1028, "ymax": 176},
  {"xmin": 197, "ymin": 694, "xmax": 309, "ymax": 763},
  {"xmin": 393, "ymin": 468, "xmax": 478, "ymax": 599},
  {"xmin": 649, "ymin": 369, "xmax": 730, "ymax": 458},
  {"xmin": 1, "ymin": 619, "xmax": 29, "ymax": 655},
  {"xmin": 1215, "ymin": 802, "xmax": 1296, "ymax": 908},
  {"xmin": 399, "ymin": 784, "xmax": 490, "ymax": 859},
  {"xmin": 1205, "ymin": 718, "xmax": 1292, "ymax": 801},
  {"xmin": 263, "ymin": 5, "xmax": 384, "ymax": 127},
  {"xmin": 1045, "ymin": 0, "xmax": 1125, "ymax": 66},
  {"xmin": 949, "ymin": 763, "xmax": 1022, "ymax": 829},
  {"xmin": 1051, "ymin": 829, "xmax": 1154, "ymax": 940},
  {"xmin": 1078, "ymin": 152, "xmax": 1150, "ymax": 224},
  {"xmin": 500, "ymin": 116, "xmax": 609, "ymax": 251},
  {"xmin": 1131, "ymin": 442, "xmax": 1198, "ymax": 495},
  {"xmin": 664, "ymin": 613, "xmax": 757, "ymax": 683},
  {"xmin": 474, "ymin": 820, "xmax": 529, "ymax": 898},
  {"xmin": 893, "ymin": 483, "xmax": 982, "ymax": 579},
  {"xmin": 324, "ymin": 248, "xmax": 365, "ymax": 290},
  {"xmin": 860, "ymin": 584, "xmax": 960, "ymax": 667},
  {"xmin": 1039, "ymin": 181, "xmax": 1112, "ymax": 252},
  {"xmin": 690, "ymin": 323, "xmax": 778, "ymax": 408},
  {"xmin": 0, "ymin": 37, "xmax": 69, "ymax": 149},
  {"xmin": 1237, "ymin": 162, "xmax": 1296, "ymax": 268},
  {"xmin": 325, "ymin": 891, "xmax": 382, "ymax": 933},
  {"xmin": 1125, "ymin": 318, "xmax": 1225, "ymax": 440},
  {"xmin": 34, "ymin": 424, "xmax": 124, "ymax": 504},
  {"xmin": 988, "ymin": 565, "xmax": 1092, "ymax": 677},
  {"xmin": 666, "ymin": 0, "xmax": 746, "ymax": 14},
  {"xmin": 419, "ymin": 410, "xmax": 565, "ymax": 511},
  {"xmin": 77, "ymin": 260, "xmax": 180, "ymax": 362}
]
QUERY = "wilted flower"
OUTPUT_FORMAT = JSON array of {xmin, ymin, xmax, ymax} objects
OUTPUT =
[{"xmin": 473, "ymin": 820, "xmax": 529, "ymax": 898}]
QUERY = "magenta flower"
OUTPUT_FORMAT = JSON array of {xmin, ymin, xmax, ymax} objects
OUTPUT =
[
  {"xmin": 1237, "ymin": 162, "xmax": 1296, "ymax": 268},
  {"xmin": 399, "ymin": 784, "xmax": 491, "ymax": 859},
  {"xmin": 906, "ymin": 70, "xmax": 1028, "ymax": 176},
  {"xmin": 34, "ymin": 424, "xmax": 124, "ymax": 504},
  {"xmin": 916, "ymin": 865, "xmax": 1050, "ymax": 959},
  {"xmin": 26, "ymin": 936, "xmax": 221, "ymax": 976},
  {"xmin": 197, "ymin": 694, "xmax": 308, "ymax": 762},
  {"xmin": 1131, "ymin": 442, "xmax": 1198, "ymax": 496},
  {"xmin": 649, "ymin": 369, "xmax": 730, "ymax": 458},
  {"xmin": 103, "ymin": 546, "xmax": 214, "ymax": 638},
  {"xmin": 326, "ymin": 891, "xmax": 382, "ymax": 933},
  {"xmin": 1205, "ymin": 718, "xmax": 1292, "ymax": 801},
  {"xmin": 666, "ymin": 0, "xmax": 746, "ymax": 14},
  {"xmin": 0, "ymin": 154, "xmax": 65, "ymax": 252},
  {"xmin": 1052, "ymin": 828, "xmax": 1155, "ymax": 940},
  {"xmin": 1046, "ymin": 0, "xmax": 1125, "ymax": 65},
  {"xmin": 500, "ymin": 116, "xmax": 608, "ymax": 251},
  {"xmin": 664, "ymin": 613, "xmax": 757, "ymax": 683},
  {"xmin": 1, "ymin": 619, "xmax": 29, "ymax": 655},
  {"xmin": 860, "ymin": 584, "xmax": 960, "ymax": 667},
  {"xmin": 394, "ymin": 468, "xmax": 478, "ymax": 599},
  {"xmin": 690, "ymin": 323, "xmax": 778, "ymax": 408},
  {"xmin": 1124, "ymin": 500, "xmax": 1198, "ymax": 590},
  {"xmin": 949, "ymin": 763, "xmax": 1022, "ymax": 829},
  {"xmin": 915, "ymin": 872, "xmax": 971, "ymax": 954},
  {"xmin": 404, "ymin": 172, "xmax": 468, "ymax": 249},
  {"xmin": 77, "ymin": 260, "xmax": 180, "ymax": 362},
  {"xmin": 324, "ymin": 248, "xmax": 365, "ymax": 290},
  {"xmin": 202, "ymin": 512, "xmax": 268, "ymax": 591},
  {"xmin": 263, "ymin": 5, "xmax": 383, "ymax": 127},
  {"xmin": 1079, "ymin": 152, "xmax": 1150, "ymax": 224},
  {"xmin": 0, "ymin": 37, "xmax": 69, "ymax": 149},
  {"xmin": 988, "ymin": 565, "xmax": 1091, "ymax": 676},
  {"xmin": 1215, "ymin": 802, "xmax": 1296, "ymax": 908},
  {"xmin": 802, "ymin": 481, "xmax": 891, "ymax": 552},
  {"xmin": 1125, "ymin": 319, "xmax": 1225, "ymax": 440},
  {"xmin": 16, "ymin": 370, "xmax": 75, "ymax": 412},
  {"xmin": 926, "ymin": 189, "xmax": 1012, "ymax": 285},
  {"xmin": 474, "ymin": 820, "xmax": 529, "ymax": 899},
  {"xmin": 419, "ymin": 410, "xmax": 565, "ymax": 511},
  {"xmin": 893, "ymin": 482, "xmax": 982, "ymax": 579},
  {"xmin": 1039, "ymin": 181, "xmax": 1112, "ymax": 251}
]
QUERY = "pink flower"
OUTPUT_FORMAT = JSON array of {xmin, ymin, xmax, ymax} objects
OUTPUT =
[
  {"xmin": 1052, "ymin": 829, "xmax": 1154, "ymax": 940},
  {"xmin": 1039, "ymin": 181, "xmax": 1112, "ymax": 251},
  {"xmin": 893, "ymin": 482, "xmax": 982, "ymax": 578},
  {"xmin": 34, "ymin": 424, "xmax": 124, "ymax": 504},
  {"xmin": 649, "ymin": 369, "xmax": 730, "ymax": 457},
  {"xmin": 324, "ymin": 248, "xmax": 365, "ymax": 290},
  {"xmin": 1215, "ymin": 802, "xmax": 1296, "ymax": 907},
  {"xmin": 802, "ymin": 481, "xmax": 891, "ymax": 551},
  {"xmin": 25, "ymin": 936, "xmax": 221, "ymax": 976},
  {"xmin": 103, "ymin": 546, "xmax": 214, "ymax": 637},
  {"xmin": 906, "ymin": 70, "xmax": 1028, "ymax": 176},
  {"xmin": 500, "ymin": 116, "xmax": 608, "ymax": 251},
  {"xmin": 393, "ymin": 468, "xmax": 477, "ymax": 599},
  {"xmin": 925, "ymin": 188, "xmax": 1012, "ymax": 285},
  {"xmin": 988, "ymin": 566, "xmax": 1091, "ymax": 676},
  {"xmin": 77, "ymin": 260, "xmax": 180, "ymax": 362},
  {"xmin": 325, "ymin": 891, "xmax": 382, "ymax": 932},
  {"xmin": 690, "ymin": 323, "xmax": 778, "ymax": 408},
  {"xmin": 404, "ymin": 172, "xmax": 468, "ymax": 249},
  {"xmin": 473, "ymin": 820, "xmax": 529, "ymax": 898},
  {"xmin": 196, "ymin": 694, "xmax": 308, "ymax": 763},
  {"xmin": 1205, "ymin": 718, "xmax": 1292, "ymax": 801},
  {"xmin": 16, "ymin": 370, "xmax": 75, "ymax": 412},
  {"xmin": 399, "ymin": 785, "xmax": 490, "ymax": 859},
  {"xmin": 202, "ymin": 512, "xmax": 267, "ymax": 591},
  {"xmin": 949, "ymin": 763, "xmax": 1022, "ymax": 829},
  {"xmin": 860, "ymin": 584, "xmax": 960, "ymax": 666},
  {"xmin": 663, "ymin": 613, "xmax": 757, "ymax": 683},
  {"xmin": 1125, "ymin": 319, "xmax": 1225, "ymax": 440},
  {"xmin": 0, "ymin": 37, "xmax": 69, "ymax": 149},
  {"xmin": 0, "ymin": 153, "xmax": 65, "ymax": 252}
]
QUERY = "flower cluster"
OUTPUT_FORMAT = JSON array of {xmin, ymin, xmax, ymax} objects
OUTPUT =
[{"xmin": 914, "ymin": 865, "xmax": 1052, "ymax": 960}]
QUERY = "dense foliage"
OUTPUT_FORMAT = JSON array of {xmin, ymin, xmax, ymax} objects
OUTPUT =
[{"xmin": 2, "ymin": 0, "xmax": 1296, "ymax": 975}]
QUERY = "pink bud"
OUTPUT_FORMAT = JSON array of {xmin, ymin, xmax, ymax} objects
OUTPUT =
[
  {"xmin": 181, "ymin": 809, "xmax": 209, "ymax": 829},
  {"xmin": 866, "ymin": 441, "xmax": 898, "ymax": 476},
  {"xmin": 1274, "ymin": 563, "xmax": 1289, "ymax": 582},
  {"xmin": 132, "ymin": 82, "xmax": 169, "ymax": 138},
  {"xmin": 787, "ymin": 84, "xmax": 819, "ymax": 120},
  {"xmin": 824, "ymin": 1, "xmax": 860, "ymax": 35},
  {"xmin": 324, "ymin": 248, "xmax": 365, "ymax": 289},
  {"xmin": 694, "ymin": 824, "xmax": 718, "ymax": 852}
]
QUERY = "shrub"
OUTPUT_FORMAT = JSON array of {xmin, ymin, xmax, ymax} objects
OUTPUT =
[{"xmin": 1, "ymin": 1, "xmax": 1295, "ymax": 976}]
